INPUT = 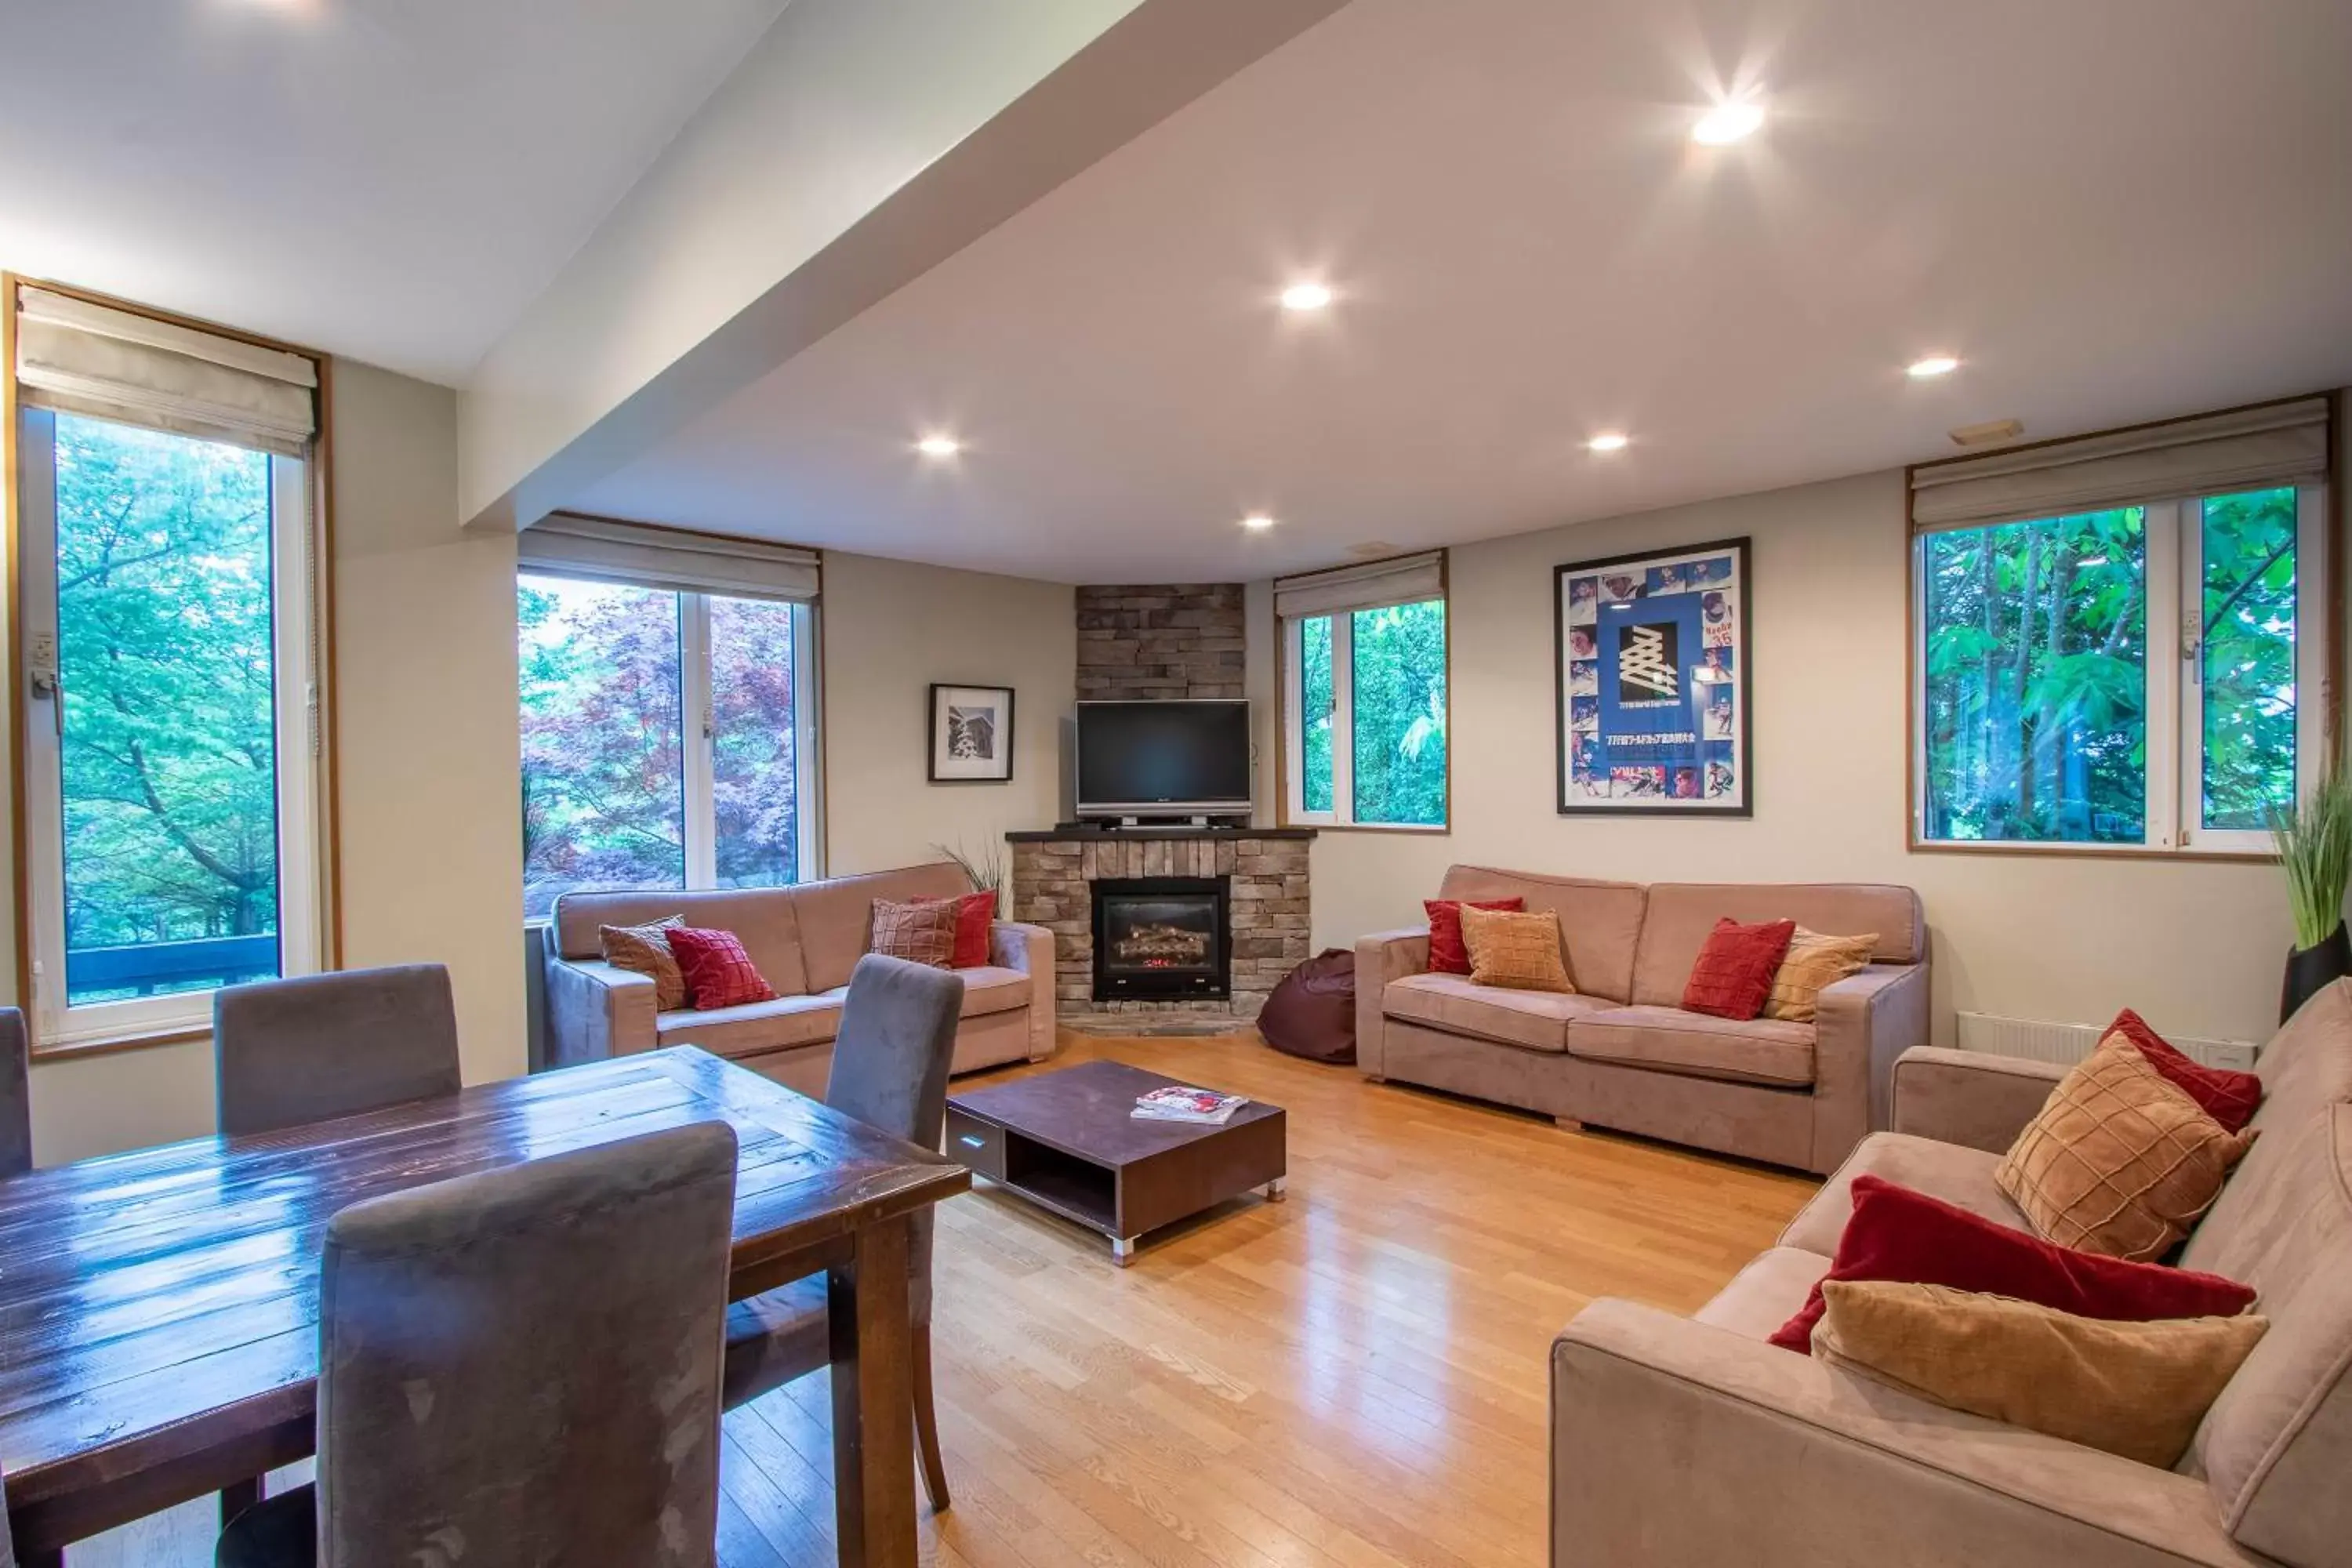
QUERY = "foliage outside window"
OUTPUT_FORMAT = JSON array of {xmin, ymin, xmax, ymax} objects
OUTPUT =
[
  {"xmin": 1286, "ymin": 598, "xmax": 1447, "ymax": 828},
  {"xmin": 1916, "ymin": 485, "xmax": 2318, "ymax": 853},
  {"xmin": 518, "ymin": 573, "xmax": 817, "ymax": 919}
]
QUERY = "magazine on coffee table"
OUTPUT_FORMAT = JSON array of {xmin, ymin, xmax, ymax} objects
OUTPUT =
[{"xmin": 1131, "ymin": 1084, "xmax": 1250, "ymax": 1125}]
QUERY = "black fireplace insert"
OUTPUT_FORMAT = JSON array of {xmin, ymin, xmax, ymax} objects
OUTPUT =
[{"xmin": 1091, "ymin": 877, "xmax": 1231, "ymax": 1002}]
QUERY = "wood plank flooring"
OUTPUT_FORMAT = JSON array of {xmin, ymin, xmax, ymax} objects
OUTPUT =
[{"xmin": 64, "ymin": 1031, "xmax": 1815, "ymax": 1566}]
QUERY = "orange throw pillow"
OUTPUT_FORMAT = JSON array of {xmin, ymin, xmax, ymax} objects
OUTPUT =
[
  {"xmin": 1458, "ymin": 906, "xmax": 1576, "ymax": 993},
  {"xmin": 870, "ymin": 897, "xmax": 959, "ymax": 969},
  {"xmin": 600, "ymin": 916, "xmax": 688, "ymax": 1011},
  {"xmin": 1762, "ymin": 928, "xmax": 1878, "ymax": 1023}
]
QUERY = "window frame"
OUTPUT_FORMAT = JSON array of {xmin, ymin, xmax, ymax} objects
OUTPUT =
[
  {"xmin": 1279, "ymin": 590, "xmax": 1451, "ymax": 833},
  {"xmin": 1907, "ymin": 480, "xmax": 2328, "ymax": 858}
]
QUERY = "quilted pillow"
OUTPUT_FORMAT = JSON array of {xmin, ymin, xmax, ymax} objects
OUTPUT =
[
  {"xmin": 666, "ymin": 926, "xmax": 778, "ymax": 1011},
  {"xmin": 1681, "ymin": 917, "xmax": 1797, "ymax": 1021},
  {"xmin": 1762, "ymin": 927, "xmax": 1878, "ymax": 1024},
  {"xmin": 599, "ymin": 916, "xmax": 688, "ymax": 1011},
  {"xmin": 870, "ymin": 897, "xmax": 958, "ymax": 969},
  {"xmin": 1425, "ymin": 898, "xmax": 1525, "ymax": 975},
  {"xmin": 1458, "ymin": 906, "xmax": 1575, "ymax": 993}
]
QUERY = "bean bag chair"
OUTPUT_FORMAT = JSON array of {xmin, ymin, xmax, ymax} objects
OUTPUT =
[{"xmin": 1258, "ymin": 948, "xmax": 1356, "ymax": 1065}]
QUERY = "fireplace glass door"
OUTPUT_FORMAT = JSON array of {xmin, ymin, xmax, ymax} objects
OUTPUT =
[{"xmin": 1091, "ymin": 877, "xmax": 1231, "ymax": 1001}]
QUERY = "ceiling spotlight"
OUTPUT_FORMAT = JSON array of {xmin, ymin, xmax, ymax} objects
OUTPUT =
[
  {"xmin": 1241, "ymin": 514, "xmax": 1279, "ymax": 531},
  {"xmin": 1692, "ymin": 100, "xmax": 1766, "ymax": 145},
  {"xmin": 915, "ymin": 435, "xmax": 961, "ymax": 458},
  {"xmin": 1587, "ymin": 432, "xmax": 1631, "ymax": 453},
  {"xmin": 1279, "ymin": 281, "xmax": 1334, "ymax": 312},
  {"xmin": 1907, "ymin": 354, "xmax": 1961, "ymax": 379}
]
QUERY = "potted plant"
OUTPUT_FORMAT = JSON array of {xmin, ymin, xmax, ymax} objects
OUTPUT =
[{"xmin": 2270, "ymin": 762, "xmax": 2352, "ymax": 1022}]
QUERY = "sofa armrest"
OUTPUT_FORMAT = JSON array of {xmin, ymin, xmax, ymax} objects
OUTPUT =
[
  {"xmin": 1353, "ymin": 927, "xmax": 1430, "ymax": 1080},
  {"xmin": 990, "ymin": 920, "xmax": 1058, "ymax": 1062},
  {"xmin": 1552, "ymin": 1300, "xmax": 2256, "ymax": 1568},
  {"xmin": 543, "ymin": 955, "xmax": 659, "ymax": 1067},
  {"xmin": 1807, "ymin": 963, "xmax": 1929, "ymax": 1172},
  {"xmin": 1891, "ymin": 1046, "xmax": 2067, "ymax": 1153}
]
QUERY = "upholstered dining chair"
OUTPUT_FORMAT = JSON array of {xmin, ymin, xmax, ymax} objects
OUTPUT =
[
  {"xmin": 213, "ymin": 964, "xmax": 462, "ymax": 1137},
  {"xmin": 213, "ymin": 1120, "xmax": 739, "ymax": 1568},
  {"xmin": 0, "ymin": 1007, "xmax": 32, "ymax": 1178},
  {"xmin": 720, "ymin": 953, "xmax": 964, "ymax": 1512}
]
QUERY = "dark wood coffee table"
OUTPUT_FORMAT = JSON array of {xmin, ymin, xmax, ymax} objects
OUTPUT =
[{"xmin": 946, "ymin": 1059, "xmax": 1287, "ymax": 1265}]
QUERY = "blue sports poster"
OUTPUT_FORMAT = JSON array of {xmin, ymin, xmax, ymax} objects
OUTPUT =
[{"xmin": 1555, "ymin": 539, "xmax": 1749, "ymax": 815}]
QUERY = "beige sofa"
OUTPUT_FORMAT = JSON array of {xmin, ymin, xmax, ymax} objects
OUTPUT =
[
  {"xmin": 543, "ymin": 862, "xmax": 1054, "ymax": 1096},
  {"xmin": 1356, "ymin": 865, "xmax": 1927, "ymax": 1174},
  {"xmin": 1552, "ymin": 979, "xmax": 2352, "ymax": 1568}
]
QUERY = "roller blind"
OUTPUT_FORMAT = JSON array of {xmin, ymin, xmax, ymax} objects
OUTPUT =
[
  {"xmin": 13, "ymin": 285, "xmax": 318, "ymax": 458},
  {"xmin": 1274, "ymin": 550, "xmax": 1445, "ymax": 618},
  {"xmin": 1910, "ymin": 397, "xmax": 2330, "ymax": 535},
  {"xmin": 518, "ymin": 513, "xmax": 822, "ymax": 602}
]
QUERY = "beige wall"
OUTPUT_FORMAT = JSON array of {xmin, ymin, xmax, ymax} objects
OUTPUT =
[
  {"xmin": 819, "ymin": 550, "xmax": 1074, "ymax": 879},
  {"xmin": 1287, "ymin": 466, "xmax": 2320, "ymax": 1049}
]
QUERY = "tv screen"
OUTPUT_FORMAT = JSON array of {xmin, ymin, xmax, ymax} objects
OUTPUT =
[{"xmin": 1076, "ymin": 701, "xmax": 1252, "ymax": 814}]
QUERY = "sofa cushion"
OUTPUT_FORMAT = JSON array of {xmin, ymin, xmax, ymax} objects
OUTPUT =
[
  {"xmin": 1461, "ymin": 906, "xmax": 1577, "ymax": 993},
  {"xmin": 1383, "ymin": 972, "xmax": 1605, "ymax": 1053},
  {"xmin": 1435, "ymin": 866, "xmax": 1647, "ymax": 1004},
  {"xmin": 1782, "ymin": 1131, "xmax": 2022, "ymax": 1255},
  {"xmin": 1694, "ymin": 1246, "xmax": 1831, "ymax": 1341},
  {"xmin": 1426, "ymin": 897, "xmax": 1523, "ymax": 975},
  {"xmin": 956, "ymin": 965, "xmax": 1031, "ymax": 1019},
  {"xmin": 655, "ymin": 993, "xmax": 843, "ymax": 1058},
  {"xmin": 1568, "ymin": 1006, "xmax": 1816, "ymax": 1087},
  {"xmin": 1762, "ymin": 927, "xmax": 1878, "ymax": 1024},
  {"xmin": 1681, "ymin": 917, "xmax": 1796, "ymax": 1021},
  {"xmin": 599, "ymin": 916, "xmax": 687, "ymax": 1011},
  {"xmin": 1632, "ymin": 883, "xmax": 1922, "ymax": 1008},
  {"xmin": 870, "ymin": 897, "xmax": 958, "ymax": 968}
]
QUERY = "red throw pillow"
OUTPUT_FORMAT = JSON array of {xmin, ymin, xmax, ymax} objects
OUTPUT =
[
  {"xmin": 1425, "ymin": 898, "xmax": 1524, "ymax": 975},
  {"xmin": 949, "ymin": 891, "xmax": 996, "ymax": 970},
  {"xmin": 2107, "ymin": 1008, "xmax": 2263, "ymax": 1133},
  {"xmin": 1769, "ymin": 1174, "xmax": 2257, "ymax": 1354},
  {"xmin": 666, "ymin": 927, "xmax": 778, "ymax": 1011},
  {"xmin": 1681, "ymin": 917, "xmax": 1797, "ymax": 1021}
]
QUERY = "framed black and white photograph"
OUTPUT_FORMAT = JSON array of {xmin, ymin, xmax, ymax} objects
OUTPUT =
[
  {"xmin": 928, "ymin": 683, "xmax": 1016, "ymax": 782},
  {"xmin": 1554, "ymin": 537, "xmax": 1751, "ymax": 816}
]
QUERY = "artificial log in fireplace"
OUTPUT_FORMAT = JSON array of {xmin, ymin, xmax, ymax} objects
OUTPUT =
[{"xmin": 1091, "ymin": 877, "xmax": 1231, "ymax": 1003}]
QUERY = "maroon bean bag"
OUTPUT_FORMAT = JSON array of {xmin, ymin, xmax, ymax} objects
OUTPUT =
[{"xmin": 1258, "ymin": 948, "xmax": 1357, "ymax": 1065}]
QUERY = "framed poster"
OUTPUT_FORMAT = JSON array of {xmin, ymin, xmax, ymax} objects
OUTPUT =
[
  {"xmin": 1555, "ymin": 537, "xmax": 1751, "ymax": 815},
  {"xmin": 928, "ymin": 683, "xmax": 1016, "ymax": 782}
]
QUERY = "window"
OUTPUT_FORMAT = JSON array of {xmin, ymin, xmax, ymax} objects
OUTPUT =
[
  {"xmin": 517, "ymin": 572, "xmax": 819, "ymax": 918},
  {"xmin": 13, "ymin": 287, "xmax": 325, "ymax": 1047},
  {"xmin": 1914, "ymin": 481, "xmax": 2325, "ymax": 853},
  {"xmin": 1279, "ymin": 554, "xmax": 1448, "ymax": 829}
]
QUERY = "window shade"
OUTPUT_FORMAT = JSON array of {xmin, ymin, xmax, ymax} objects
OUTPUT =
[
  {"xmin": 13, "ymin": 286, "xmax": 318, "ymax": 458},
  {"xmin": 1910, "ymin": 397, "xmax": 2330, "ymax": 535},
  {"xmin": 518, "ymin": 513, "xmax": 821, "ymax": 602},
  {"xmin": 1274, "ymin": 551, "xmax": 1445, "ymax": 618}
]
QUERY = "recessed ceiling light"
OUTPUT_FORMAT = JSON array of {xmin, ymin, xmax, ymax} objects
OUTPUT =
[
  {"xmin": 1241, "ymin": 514, "xmax": 1279, "ymax": 531},
  {"xmin": 1279, "ymin": 281, "xmax": 1334, "ymax": 312},
  {"xmin": 1692, "ymin": 100, "xmax": 1766, "ymax": 145},
  {"xmin": 1907, "ymin": 355, "xmax": 1961, "ymax": 379},
  {"xmin": 1587, "ymin": 432, "xmax": 1631, "ymax": 453},
  {"xmin": 915, "ymin": 434, "xmax": 960, "ymax": 458}
]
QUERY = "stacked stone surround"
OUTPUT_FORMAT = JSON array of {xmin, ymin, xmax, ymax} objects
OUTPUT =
[
  {"xmin": 1076, "ymin": 583, "xmax": 1245, "ymax": 699},
  {"xmin": 1009, "ymin": 830, "xmax": 1312, "ymax": 1022}
]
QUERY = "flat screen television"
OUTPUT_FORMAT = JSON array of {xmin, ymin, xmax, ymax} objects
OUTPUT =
[{"xmin": 1076, "ymin": 700, "xmax": 1253, "ymax": 818}]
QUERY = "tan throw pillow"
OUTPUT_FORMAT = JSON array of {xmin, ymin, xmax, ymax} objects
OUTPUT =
[
  {"xmin": 1458, "ymin": 905, "xmax": 1576, "ymax": 993},
  {"xmin": 600, "ymin": 916, "xmax": 688, "ymax": 1011},
  {"xmin": 1814, "ymin": 1279, "xmax": 2267, "ymax": 1468},
  {"xmin": 1995, "ymin": 1037, "xmax": 2256, "ymax": 1261},
  {"xmin": 1762, "ymin": 927, "xmax": 1878, "ymax": 1022},
  {"xmin": 870, "ymin": 897, "xmax": 957, "ymax": 969}
]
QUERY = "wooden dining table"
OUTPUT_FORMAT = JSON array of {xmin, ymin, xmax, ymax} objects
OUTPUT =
[{"xmin": 0, "ymin": 1045, "xmax": 969, "ymax": 1568}]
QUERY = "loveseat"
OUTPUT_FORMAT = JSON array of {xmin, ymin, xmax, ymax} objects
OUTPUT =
[
  {"xmin": 1355, "ymin": 865, "xmax": 1927, "ymax": 1174},
  {"xmin": 543, "ymin": 862, "xmax": 1055, "ymax": 1095},
  {"xmin": 1550, "ymin": 979, "xmax": 2352, "ymax": 1568}
]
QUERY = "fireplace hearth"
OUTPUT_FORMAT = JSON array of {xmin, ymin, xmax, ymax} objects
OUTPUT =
[{"xmin": 1091, "ymin": 877, "xmax": 1230, "ymax": 1003}]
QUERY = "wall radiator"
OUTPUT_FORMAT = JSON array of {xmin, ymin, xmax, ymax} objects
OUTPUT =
[{"xmin": 1954, "ymin": 1011, "xmax": 2260, "ymax": 1074}]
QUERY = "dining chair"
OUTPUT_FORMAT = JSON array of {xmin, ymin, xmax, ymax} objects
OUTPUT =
[
  {"xmin": 720, "ymin": 953, "xmax": 964, "ymax": 1512},
  {"xmin": 213, "ymin": 964, "xmax": 462, "ymax": 1137},
  {"xmin": 213, "ymin": 1120, "xmax": 739, "ymax": 1568},
  {"xmin": 0, "ymin": 1007, "xmax": 31, "ymax": 1178}
]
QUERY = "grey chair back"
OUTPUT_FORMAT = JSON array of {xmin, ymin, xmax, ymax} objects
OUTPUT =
[
  {"xmin": 0, "ymin": 1007, "xmax": 31, "ymax": 1178},
  {"xmin": 826, "ymin": 953, "xmax": 964, "ymax": 1324},
  {"xmin": 214, "ymin": 964, "xmax": 462, "ymax": 1137},
  {"xmin": 317, "ymin": 1122, "xmax": 738, "ymax": 1567}
]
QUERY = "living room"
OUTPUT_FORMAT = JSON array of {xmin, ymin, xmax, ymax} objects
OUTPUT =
[{"xmin": 2, "ymin": 2, "xmax": 2349, "ymax": 1566}]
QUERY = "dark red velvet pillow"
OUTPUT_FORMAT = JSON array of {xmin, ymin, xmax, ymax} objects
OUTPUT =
[
  {"xmin": 949, "ymin": 891, "xmax": 996, "ymax": 970},
  {"xmin": 1425, "ymin": 898, "xmax": 1523, "ymax": 975},
  {"xmin": 1769, "ymin": 1174, "xmax": 2258, "ymax": 1354},
  {"xmin": 1681, "ymin": 917, "xmax": 1797, "ymax": 1021},
  {"xmin": 666, "ymin": 926, "xmax": 779, "ymax": 1011},
  {"xmin": 2107, "ymin": 1007, "xmax": 2263, "ymax": 1132}
]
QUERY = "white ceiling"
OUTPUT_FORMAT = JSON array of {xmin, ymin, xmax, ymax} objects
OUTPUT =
[
  {"xmin": 0, "ymin": 0, "xmax": 790, "ymax": 383},
  {"xmin": 572, "ymin": 0, "xmax": 2352, "ymax": 582}
]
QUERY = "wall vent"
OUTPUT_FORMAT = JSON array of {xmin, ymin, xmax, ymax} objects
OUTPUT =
[{"xmin": 1955, "ymin": 1011, "xmax": 2259, "ymax": 1073}]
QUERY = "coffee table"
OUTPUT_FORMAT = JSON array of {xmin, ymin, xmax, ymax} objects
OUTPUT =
[{"xmin": 946, "ymin": 1059, "xmax": 1287, "ymax": 1265}]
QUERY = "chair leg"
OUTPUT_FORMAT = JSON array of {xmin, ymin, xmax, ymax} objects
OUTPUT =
[{"xmin": 912, "ymin": 1326, "xmax": 950, "ymax": 1514}]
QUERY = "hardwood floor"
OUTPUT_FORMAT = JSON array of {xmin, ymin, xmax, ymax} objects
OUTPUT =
[{"xmin": 64, "ymin": 1031, "xmax": 1814, "ymax": 1566}]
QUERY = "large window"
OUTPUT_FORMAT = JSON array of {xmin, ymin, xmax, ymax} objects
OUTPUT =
[
  {"xmin": 1915, "ymin": 483, "xmax": 2324, "ymax": 852},
  {"xmin": 518, "ymin": 571, "xmax": 818, "ymax": 918},
  {"xmin": 1279, "ymin": 554, "xmax": 1449, "ymax": 829}
]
